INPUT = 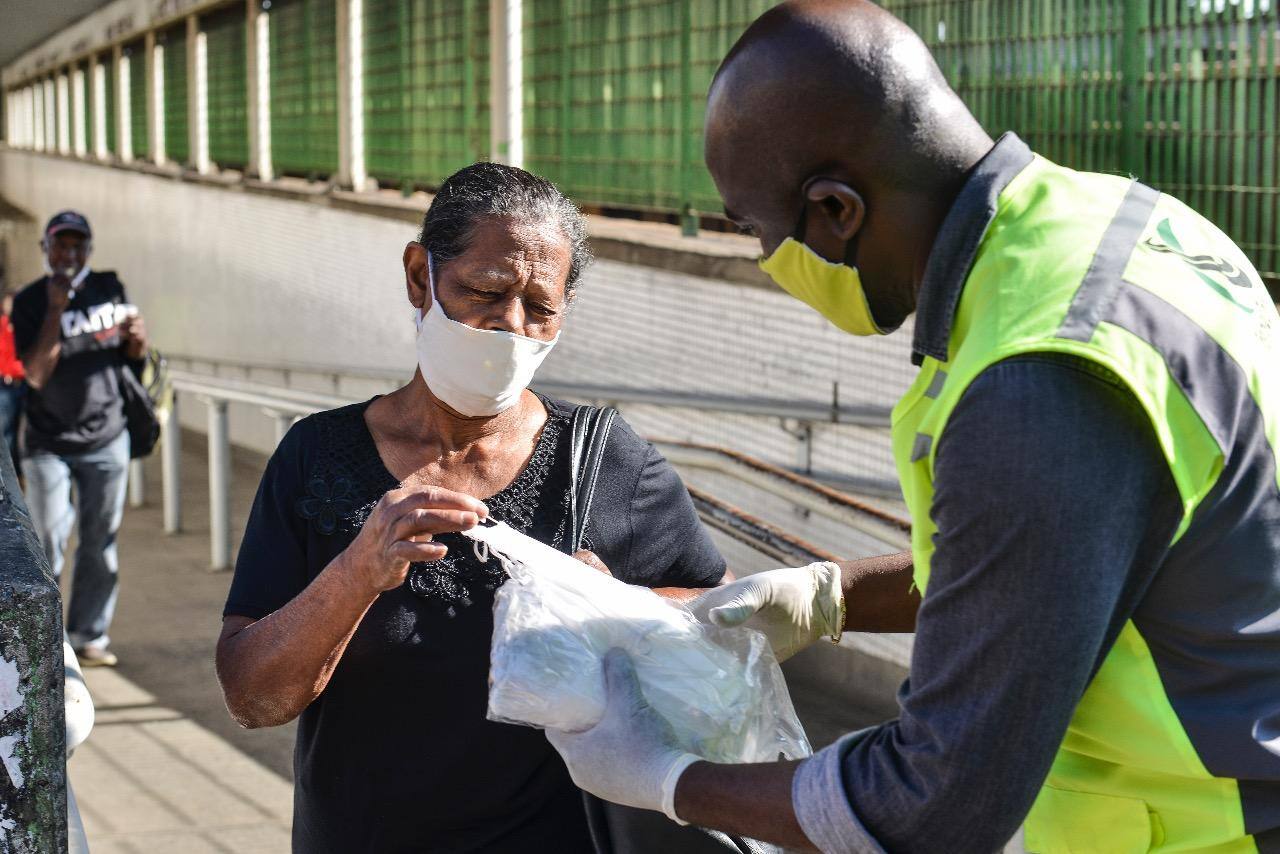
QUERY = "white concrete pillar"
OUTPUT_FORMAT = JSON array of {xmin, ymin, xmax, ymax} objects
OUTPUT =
[
  {"xmin": 112, "ymin": 46, "xmax": 129, "ymax": 162},
  {"xmin": 118, "ymin": 49, "xmax": 133, "ymax": 162},
  {"xmin": 41, "ymin": 79, "xmax": 53, "ymax": 151},
  {"xmin": 336, "ymin": 0, "xmax": 366, "ymax": 189},
  {"xmin": 93, "ymin": 60, "xmax": 108, "ymax": 159},
  {"xmin": 186, "ymin": 16, "xmax": 202, "ymax": 171},
  {"xmin": 56, "ymin": 73, "xmax": 71, "ymax": 153},
  {"xmin": 152, "ymin": 43, "xmax": 166, "ymax": 164},
  {"xmin": 489, "ymin": 0, "xmax": 523, "ymax": 167},
  {"xmin": 71, "ymin": 67, "xmax": 86, "ymax": 155},
  {"xmin": 246, "ymin": 0, "xmax": 273, "ymax": 180},
  {"xmin": 147, "ymin": 31, "xmax": 163, "ymax": 164},
  {"xmin": 193, "ymin": 24, "xmax": 211, "ymax": 174},
  {"xmin": 24, "ymin": 86, "xmax": 35, "ymax": 148}
]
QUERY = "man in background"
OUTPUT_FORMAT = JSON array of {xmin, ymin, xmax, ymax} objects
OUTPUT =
[{"xmin": 11, "ymin": 211, "xmax": 149, "ymax": 668}]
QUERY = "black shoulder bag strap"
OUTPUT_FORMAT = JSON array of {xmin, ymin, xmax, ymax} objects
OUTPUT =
[
  {"xmin": 568, "ymin": 404, "xmax": 618, "ymax": 554},
  {"xmin": 568, "ymin": 404, "xmax": 618, "ymax": 854}
]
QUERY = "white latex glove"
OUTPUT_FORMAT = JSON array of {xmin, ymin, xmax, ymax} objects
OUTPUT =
[
  {"xmin": 689, "ymin": 562, "xmax": 843, "ymax": 662},
  {"xmin": 546, "ymin": 648, "xmax": 701, "ymax": 824}
]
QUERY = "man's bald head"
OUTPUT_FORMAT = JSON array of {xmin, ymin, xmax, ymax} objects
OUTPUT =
[{"xmin": 706, "ymin": 0, "xmax": 992, "ymax": 323}]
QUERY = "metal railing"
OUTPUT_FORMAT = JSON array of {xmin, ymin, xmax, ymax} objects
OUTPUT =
[
  {"xmin": 162, "ymin": 364, "xmax": 908, "ymax": 570},
  {"xmin": 164, "ymin": 351, "xmax": 899, "ymax": 495}
]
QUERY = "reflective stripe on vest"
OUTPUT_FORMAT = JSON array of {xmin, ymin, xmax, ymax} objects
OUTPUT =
[{"xmin": 892, "ymin": 155, "xmax": 1280, "ymax": 853}]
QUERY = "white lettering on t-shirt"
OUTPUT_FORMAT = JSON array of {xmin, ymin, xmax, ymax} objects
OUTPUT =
[{"xmin": 61, "ymin": 302, "xmax": 120, "ymax": 339}]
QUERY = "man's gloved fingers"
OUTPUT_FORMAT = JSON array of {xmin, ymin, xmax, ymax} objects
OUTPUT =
[
  {"xmin": 687, "ymin": 588, "xmax": 727, "ymax": 623},
  {"xmin": 602, "ymin": 647, "xmax": 644, "ymax": 708},
  {"xmin": 707, "ymin": 595, "xmax": 763, "ymax": 627}
]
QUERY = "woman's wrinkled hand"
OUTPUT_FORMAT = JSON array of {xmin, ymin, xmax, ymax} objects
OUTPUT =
[{"xmin": 343, "ymin": 485, "xmax": 488, "ymax": 593}]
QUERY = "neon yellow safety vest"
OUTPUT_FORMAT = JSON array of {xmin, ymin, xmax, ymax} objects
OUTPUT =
[{"xmin": 892, "ymin": 136, "xmax": 1280, "ymax": 852}]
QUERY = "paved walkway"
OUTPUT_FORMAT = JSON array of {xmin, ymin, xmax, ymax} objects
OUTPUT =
[
  {"xmin": 70, "ymin": 667, "xmax": 291, "ymax": 853},
  {"xmin": 58, "ymin": 429, "xmax": 886, "ymax": 851},
  {"xmin": 60, "ymin": 433, "xmax": 296, "ymax": 852}
]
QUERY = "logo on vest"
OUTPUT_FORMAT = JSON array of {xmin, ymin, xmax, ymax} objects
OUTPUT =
[{"xmin": 1144, "ymin": 218, "xmax": 1256, "ymax": 314}]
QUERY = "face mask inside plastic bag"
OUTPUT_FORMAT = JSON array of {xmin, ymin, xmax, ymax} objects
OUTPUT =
[{"xmin": 463, "ymin": 520, "xmax": 811, "ymax": 764}]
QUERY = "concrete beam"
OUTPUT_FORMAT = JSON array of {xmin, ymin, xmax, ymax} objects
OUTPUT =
[
  {"xmin": 146, "ymin": 30, "xmax": 162, "ymax": 164},
  {"xmin": 488, "ymin": 0, "xmax": 523, "ymax": 167},
  {"xmin": 335, "ymin": 0, "xmax": 364, "ymax": 189},
  {"xmin": 185, "ymin": 17, "xmax": 199, "ymax": 171},
  {"xmin": 0, "ymin": 443, "xmax": 68, "ymax": 851},
  {"xmin": 246, "ymin": 1, "xmax": 272, "ymax": 181},
  {"xmin": 113, "ymin": 45, "xmax": 128, "ymax": 162},
  {"xmin": 92, "ymin": 56, "xmax": 107, "ymax": 160},
  {"xmin": 190, "ymin": 18, "xmax": 209, "ymax": 175},
  {"xmin": 71, "ymin": 66, "xmax": 86, "ymax": 156}
]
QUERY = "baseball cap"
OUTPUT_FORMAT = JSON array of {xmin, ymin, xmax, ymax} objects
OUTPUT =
[{"xmin": 44, "ymin": 211, "xmax": 92, "ymax": 241}]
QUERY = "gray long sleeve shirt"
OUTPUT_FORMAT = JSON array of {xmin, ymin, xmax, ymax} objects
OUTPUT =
[
  {"xmin": 791, "ymin": 134, "xmax": 1186, "ymax": 853},
  {"xmin": 792, "ymin": 354, "xmax": 1182, "ymax": 853}
]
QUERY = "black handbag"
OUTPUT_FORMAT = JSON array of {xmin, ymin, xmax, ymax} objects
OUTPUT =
[
  {"xmin": 118, "ymin": 349, "xmax": 163, "ymax": 459},
  {"xmin": 566, "ymin": 405, "xmax": 778, "ymax": 854}
]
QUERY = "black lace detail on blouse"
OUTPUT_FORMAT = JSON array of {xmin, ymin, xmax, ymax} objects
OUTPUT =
[{"xmin": 298, "ymin": 400, "xmax": 576, "ymax": 617}]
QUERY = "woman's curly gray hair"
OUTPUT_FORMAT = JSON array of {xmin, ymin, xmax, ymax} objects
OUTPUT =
[{"xmin": 418, "ymin": 162, "xmax": 593, "ymax": 297}]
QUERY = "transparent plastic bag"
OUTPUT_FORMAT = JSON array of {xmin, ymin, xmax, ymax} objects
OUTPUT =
[{"xmin": 464, "ymin": 520, "xmax": 811, "ymax": 764}]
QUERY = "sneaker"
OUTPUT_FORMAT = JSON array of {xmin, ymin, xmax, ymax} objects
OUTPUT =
[{"xmin": 75, "ymin": 647, "xmax": 118, "ymax": 668}]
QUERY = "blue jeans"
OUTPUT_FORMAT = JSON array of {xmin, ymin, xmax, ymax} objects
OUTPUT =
[
  {"xmin": 22, "ymin": 430, "xmax": 131, "ymax": 650},
  {"xmin": 0, "ymin": 382, "xmax": 24, "ymax": 466}
]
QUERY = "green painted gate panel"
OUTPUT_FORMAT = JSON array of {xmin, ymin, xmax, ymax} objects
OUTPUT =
[
  {"xmin": 162, "ymin": 28, "xmax": 189, "ymax": 165},
  {"xmin": 523, "ymin": 0, "xmax": 775, "ymax": 216},
  {"xmin": 880, "ymin": 0, "xmax": 1280, "ymax": 283},
  {"xmin": 101, "ymin": 58, "xmax": 116, "ymax": 155},
  {"xmin": 270, "ymin": 0, "xmax": 339, "ymax": 177},
  {"xmin": 126, "ymin": 41, "xmax": 149, "ymax": 159},
  {"xmin": 204, "ymin": 7, "xmax": 249, "ymax": 169},
  {"xmin": 364, "ymin": 0, "xmax": 490, "ymax": 190}
]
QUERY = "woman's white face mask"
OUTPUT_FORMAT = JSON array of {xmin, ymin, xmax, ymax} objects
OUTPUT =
[{"xmin": 415, "ymin": 252, "xmax": 560, "ymax": 417}]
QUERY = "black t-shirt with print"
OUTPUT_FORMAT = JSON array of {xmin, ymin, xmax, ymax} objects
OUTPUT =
[{"xmin": 11, "ymin": 271, "xmax": 136, "ymax": 455}]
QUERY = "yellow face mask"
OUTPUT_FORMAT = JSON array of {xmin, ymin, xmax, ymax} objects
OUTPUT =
[{"xmin": 757, "ymin": 217, "xmax": 892, "ymax": 336}]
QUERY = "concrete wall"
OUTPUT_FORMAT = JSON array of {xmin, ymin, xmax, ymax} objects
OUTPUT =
[{"xmin": 0, "ymin": 148, "xmax": 916, "ymax": 488}]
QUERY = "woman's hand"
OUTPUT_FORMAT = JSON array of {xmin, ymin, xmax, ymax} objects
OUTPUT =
[
  {"xmin": 573, "ymin": 549, "xmax": 612, "ymax": 576},
  {"xmin": 343, "ymin": 485, "xmax": 489, "ymax": 593}
]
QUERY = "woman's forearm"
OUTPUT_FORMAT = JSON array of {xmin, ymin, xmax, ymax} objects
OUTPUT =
[
  {"xmin": 216, "ymin": 552, "xmax": 380, "ymax": 728},
  {"xmin": 840, "ymin": 550, "xmax": 919, "ymax": 633}
]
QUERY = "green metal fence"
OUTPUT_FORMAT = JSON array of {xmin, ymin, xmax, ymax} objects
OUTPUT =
[
  {"xmin": 9, "ymin": 0, "xmax": 1278, "ymax": 279},
  {"xmin": 126, "ymin": 41, "xmax": 149, "ymax": 159},
  {"xmin": 270, "ymin": 0, "xmax": 339, "ymax": 177},
  {"xmin": 882, "ymin": 0, "xmax": 1280, "ymax": 282},
  {"xmin": 204, "ymin": 7, "xmax": 249, "ymax": 169},
  {"xmin": 364, "ymin": 0, "xmax": 490, "ymax": 190},
  {"xmin": 101, "ymin": 58, "xmax": 116, "ymax": 155},
  {"xmin": 523, "ymin": 0, "xmax": 774, "ymax": 219},
  {"xmin": 161, "ymin": 27, "xmax": 189, "ymax": 165}
]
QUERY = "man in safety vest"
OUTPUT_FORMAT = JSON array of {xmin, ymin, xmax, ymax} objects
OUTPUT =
[{"xmin": 544, "ymin": 1, "xmax": 1280, "ymax": 851}]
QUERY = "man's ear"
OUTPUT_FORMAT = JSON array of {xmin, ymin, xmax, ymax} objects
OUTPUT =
[
  {"xmin": 403, "ymin": 242, "xmax": 430, "ymax": 311},
  {"xmin": 803, "ymin": 178, "xmax": 866, "ymax": 244}
]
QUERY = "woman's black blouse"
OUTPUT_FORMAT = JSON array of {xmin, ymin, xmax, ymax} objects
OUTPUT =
[{"xmin": 223, "ymin": 396, "xmax": 726, "ymax": 853}]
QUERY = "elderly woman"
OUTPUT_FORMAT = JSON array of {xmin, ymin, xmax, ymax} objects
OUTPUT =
[{"xmin": 215, "ymin": 163, "xmax": 728, "ymax": 852}]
